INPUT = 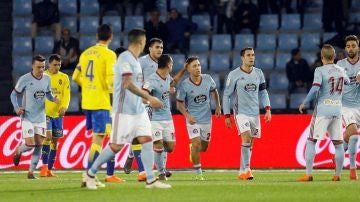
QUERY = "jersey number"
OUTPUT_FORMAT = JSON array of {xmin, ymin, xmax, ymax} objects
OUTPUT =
[
  {"xmin": 328, "ymin": 77, "xmax": 343, "ymax": 95},
  {"xmin": 85, "ymin": 60, "xmax": 94, "ymax": 81}
]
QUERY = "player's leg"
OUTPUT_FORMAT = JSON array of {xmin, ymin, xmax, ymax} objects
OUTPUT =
[
  {"xmin": 13, "ymin": 121, "xmax": 36, "ymax": 168},
  {"xmin": 152, "ymin": 121, "xmax": 166, "ymax": 179},
  {"xmin": 329, "ymin": 117, "xmax": 344, "ymax": 181},
  {"xmin": 131, "ymin": 139, "xmax": 146, "ymax": 181},
  {"xmin": 235, "ymin": 115, "xmax": 253, "ymax": 180},
  {"xmin": 187, "ymin": 123, "xmax": 204, "ymax": 179},
  {"xmin": 345, "ymin": 124, "xmax": 359, "ymax": 180},
  {"xmin": 28, "ymin": 125, "xmax": 46, "ymax": 179},
  {"xmin": 46, "ymin": 117, "xmax": 63, "ymax": 177},
  {"xmin": 40, "ymin": 117, "xmax": 52, "ymax": 177},
  {"xmin": 160, "ymin": 121, "xmax": 176, "ymax": 179}
]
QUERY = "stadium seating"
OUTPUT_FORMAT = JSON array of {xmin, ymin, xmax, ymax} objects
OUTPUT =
[
  {"xmin": 80, "ymin": 0, "xmax": 99, "ymax": 15},
  {"xmin": 13, "ymin": 37, "xmax": 32, "ymax": 55},
  {"xmin": 61, "ymin": 17, "xmax": 78, "ymax": 34},
  {"xmin": 269, "ymin": 72, "xmax": 288, "ymax": 90},
  {"xmin": 192, "ymin": 15, "xmax": 211, "ymax": 33},
  {"xmin": 79, "ymin": 16, "xmax": 99, "ymax": 34},
  {"xmin": 102, "ymin": 16, "xmax": 122, "ymax": 33},
  {"xmin": 195, "ymin": 53, "xmax": 208, "ymax": 70},
  {"xmin": 212, "ymin": 34, "xmax": 231, "ymax": 52},
  {"xmin": 280, "ymin": 14, "xmax": 301, "ymax": 31},
  {"xmin": 232, "ymin": 53, "xmax": 241, "ymax": 68},
  {"xmin": 234, "ymin": 34, "xmax": 254, "ymax": 51},
  {"xmin": 275, "ymin": 53, "xmax": 291, "ymax": 70},
  {"xmin": 109, "ymin": 36, "xmax": 121, "ymax": 52},
  {"xmin": 322, "ymin": 32, "xmax": 337, "ymax": 43},
  {"xmin": 12, "ymin": 55, "xmax": 32, "ymax": 78},
  {"xmin": 259, "ymin": 14, "xmax": 279, "ymax": 31},
  {"xmin": 124, "ymin": 16, "xmax": 144, "ymax": 32},
  {"xmin": 301, "ymin": 51, "xmax": 317, "ymax": 65},
  {"xmin": 13, "ymin": 17, "xmax": 31, "ymax": 36},
  {"xmin": 302, "ymin": 13, "xmax": 322, "ymax": 31},
  {"xmin": 171, "ymin": 54, "xmax": 186, "ymax": 72},
  {"xmin": 256, "ymin": 53, "xmax": 274, "ymax": 70},
  {"xmin": 79, "ymin": 35, "xmax": 97, "ymax": 51},
  {"xmin": 300, "ymin": 33, "xmax": 320, "ymax": 50},
  {"xmin": 170, "ymin": 0, "xmax": 189, "ymax": 14},
  {"xmin": 269, "ymin": 93, "xmax": 287, "ymax": 109},
  {"xmin": 289, "ymin": 93, "xmax": 307, "ymax": 109},
  {"xmin": 68, "ymin": 93, "xmax": 80, "ymax": 112},
  {"xmin": 209, "ymin": 53, "xmax": 230, "ymax": 72},
  {"xmin": 256, "ymin": 33, "xmax": 276, "ymax": 51},
  {"xmin": 58, "ymin": 0, "xmax": 77, "ymax": 15},
  {"xmin": 190, "ymin": 35, "xmax": 209, "ymax": 52},
  {"xmin": 34, "ymin": 36, "xmax": 54, "ymax": 54},
  {"xmin": 70, "ymin": 79, "xmax": 79, "ymax": 92},
  {"xmin": 13, "ymin": 0, "xmax": 32, "ymax": 16},
  {"xmin": 349, "ymin": 12, "xmax": 360, "ymax": 24},
  {"xmin": 122, "ymin": 36, "xmax": 128, "ymax": 47},
  {"xmin": 278, "ymin": 33, "xmax": 298, "ymax": 51}
]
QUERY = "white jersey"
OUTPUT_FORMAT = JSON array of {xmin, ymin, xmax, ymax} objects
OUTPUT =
[{"xmin": 139, "ymin": 54, "xmax": 158, "ymax": 82}]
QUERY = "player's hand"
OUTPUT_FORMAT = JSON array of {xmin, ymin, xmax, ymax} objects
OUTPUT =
[
  {"xmin": 264, "ymin": 110, "xmax": 272, "ymax": 123},
  {"xmin": 15, "ymin": 107, "xmax": 25, "ymax": 116},
  {"xmin": 169, "ymin": 86, "xmax": 176, "ymax": 94},
  {"xmin": 215, "ymin": 106, "xmax": 221, "ymax": 118},
  {"xmin": 186, "ymin": 113, "xmax": 197, "ymax": 125},
  {"xmin": 148, "ymin": 96, "xmax": 163, "ymax": 109},
  {"xmin": 58, "ymin": 107, "xmax": 66, "ymax": 116},
  {"xmin": 53, "ymin": 96, "xmax": 60, "ymax": 104},
  {"xmin": 356, "ymin": 71, "xmax": 360, "ymax": 82},
  {"xmin": 299, "ymin": 103, "xmax": 306, "ymax": 114},
  {"xmin": 225, "ymin": 117, "xmax": 232, "ymax": 128}
]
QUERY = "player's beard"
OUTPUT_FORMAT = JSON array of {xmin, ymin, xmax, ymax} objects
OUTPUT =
[{"xmin": 347, "ymin": 51, "xmax": 357, "ymax": 59}]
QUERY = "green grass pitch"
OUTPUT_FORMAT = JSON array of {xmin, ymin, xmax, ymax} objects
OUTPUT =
[{"xmin": 1, "ymin": 170, "xmax": 360, "ymax": 202}]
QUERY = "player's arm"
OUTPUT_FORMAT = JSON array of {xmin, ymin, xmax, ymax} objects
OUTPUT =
[
  {"xmin": 211, "ymin": 89, "xmax": 221, "ymax": 118},
  {"xmin": 59, "ymin": 75, "xmax": 71, "ymax": 116},
  {"xmin": 72, "ymin": 64, "xmax": 82, "ymax": 87},
  {"xmin": 258, "ymin": 71, "xmax": 271, "ymax": 123},
  {"xmin": 142, "ymin": 81, "xmax": 153, "ymax": 104},
  {"xmin": 105, "ymin": 53, "xmax": 116, "ymax": 93},
  {"xmin": 176, "ymin": 84, "xmax": 196, "ymax": 124},
  {"xmin": 171, "ymin": 63, "xmax": 187, "ymax": 87},
  {"xmin": 222, "ymin": 73, "xmax": 236, "ymax": 128},
  {"xmin": 299, "ymin": 69, "xmax": 321, "ymax": 113},
  {"xmin": 10, "ymin": 89, "xmax": 24, "ymax": 116}
]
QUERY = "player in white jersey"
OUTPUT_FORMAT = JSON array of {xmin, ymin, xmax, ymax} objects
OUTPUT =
[
  {"xmin": 298, "ymin": 44, "xmax": 355, "ymax": 182},
  {"xmin": 336, "ymin": 35, "xmax": 360, "ymax": 180},
  {"xmin": 10, "ymin": 55, "xmax": 59, "ymax": 179},
  {"xmin": 142, "ymin": 54, "xmax": 186, "ymax": 180},
  {"xmin": 176, "ymin": 56, "xmax": 221, "ymax": 180},
  {"xmin": 82, "ymin": 29, "xmax": 171, "ymax": 190},
  {"xmin": 223, "ymin": 47, "xmax": 271, "ymax": 180}
]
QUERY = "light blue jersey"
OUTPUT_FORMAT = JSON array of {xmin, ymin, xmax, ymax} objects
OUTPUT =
[
  {"xmin": 223, "ymin": 67, "xmax": 270, "ymax": 117},
  {"xmin": 112, "ymin": 50, "xmax": 145, "ymax": 115},
  {"xmin": 139, "ymin": 54, "xmax": 158, "ymax": 82},
  {"xmin": 336, "ymin": 58, "xmax": 360, "ymax": 108},
  {"xmin": 304, "ymin": 64, "xmax": 349, "ymax": 117},
  {"xmin": 143, "ymin": 72, "xmax": 173, "ymax": 121},
  {"xmin": 176, "ymin": 74, "xmax": 216, "ymax": 124},
  {"xmin": 13, "ymin": 72, "xmax": 52, "ymax": 123}
]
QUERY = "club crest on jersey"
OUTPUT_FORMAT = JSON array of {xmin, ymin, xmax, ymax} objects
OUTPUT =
[
  {"xmin": 193, "ymin": 129, "xmax": 199, "ymax": 134},
  {"xmin": 58, "ymin": 79, "xmax": 62, "ymax": 85},
  {"xmin": 244, "ymin": 83, "xmax": 257, "ymax": 92},
  {"xmin": 194, "ymin": 94, "xmax": 207, "ymax": 104},
  {"xmin": 161, "ymin": 91, "xmax": 169, "ymax": 100},
  {"xmin": 34, "ymin": 90, "xmax": 45, "ymax": 99}
]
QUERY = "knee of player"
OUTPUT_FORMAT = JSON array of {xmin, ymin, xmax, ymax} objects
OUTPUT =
[
  {"xmin": 153, "ymin": 140, "xmax": 164, "ymax": 150},
  {"xmin": 165, "ymin": 144, "xmax": 175, "ymax": 152}
]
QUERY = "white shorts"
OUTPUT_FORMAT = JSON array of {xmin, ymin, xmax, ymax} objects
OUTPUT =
[
  {"xmin": 21, "ymin": 120, "xmax": 46, "ymax": 138},
  {"xmin": 342, "ymin": 107, "xmax": 360, "ymax": 127},
  {"xmin": 151, "ymin": 120, "xmax": 175, "ymax": 142},
  {"xmin": 110, "ymin": 112, "xmax": 152, "ymax": 144},
  {"xmin": 186, "ymin": 122, "xmax": 211, "ymax": 141},
  {"xmin": 309, "ymin": 116, "xmax": 342, "ymax": 140},
  {"xmin": 235, "ymin": 114, "xmax": 261, "ymax": 138}
]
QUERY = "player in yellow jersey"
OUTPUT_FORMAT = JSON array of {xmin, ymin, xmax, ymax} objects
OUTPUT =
[
  {"xmin": 73, "ymin": 24, "xmax": 124, "ymax": 185},
  {"xmin": 40, "ymin": 54, "xmax": 70, "ymax": 177}
]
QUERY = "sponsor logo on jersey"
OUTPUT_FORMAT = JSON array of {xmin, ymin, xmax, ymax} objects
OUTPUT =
[
  {"xmin": 161, "ymin": 91, "xmax": 169, "ymax": 100},
  {"xmin": 194, "ymin": 94, "xmax": 207, "ymax": 104},
  {"xmin": 34, "ymin": 90, "xmax": 45, "ymax": 99},
  {"xmin": 323, "ymin": 99, "xmax": 341, "ymax": 105},
  {"xmin": 244, "ymin": 83, "xmax": 257, "ymax": 92}
]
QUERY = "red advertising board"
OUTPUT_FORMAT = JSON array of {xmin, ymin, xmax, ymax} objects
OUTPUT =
[{"xmin": 0, "ymin": 115, "xmax": 358, "ymax": 170}]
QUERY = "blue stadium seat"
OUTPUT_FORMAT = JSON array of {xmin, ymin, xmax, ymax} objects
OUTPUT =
[
  {"xmin": 302, "ymin": 51, "xmax": 317, "ymax": 65},
  {"xmin": 322, "ymin": 32, "xmax": 337, "ymax": 43},
  {"xmin": 193, "ymin": 53, "xmax": 208, "ymax": 70},
  {"xmin": 79, "ymin": 35, "xmax": 97, "ymax": 50},
  {"xmin": 256, "ymin": 53, "xmax": 274, "ymax": 70},
  {"xmin": 79, "ymin": 16, "xmax": 99, "ymax": 34},
  {"xmin": 303, "ymin": 13, "xmax": 322, "ymax": 31},
  {"xmin": 102, "ymin": 16, "xmax": 122, "ymax": 33},
  {"xmin": 208, "ymin": 72, "xmax": 221, "ymax": 91},
  {"xmin": 13, "ymin": 0, "xmax": 32, "ymax": 16},
  {"xmin": 70, "ymin": 79, "xmax": 79, "ymax": 92},
  {"xmin": 300, "ymin": 33, "xmax": 320, "ymax": 50},
  {"xmin": 122, "ymin": 36, "xmax": 128, "ymax": 47},
  {"xmin": 269, "ymin": 93, "xmax": 287, "ymax": 109},
  {"xmin": 58, "ymin": 0, "xmax": 77, "ymax": 15},
  {"xmin": 234, "ymin": 34, "xmax": 254, "ymax": 51},
  {"xmin": 259, "ymin": 14, "xmax": 279, "ymax": 31},
  {"xmin": 61, "ymin": 17, "xmax": 78, "ymax": 33},
  {"xmin": 170, "ymin": 0, "xmax": 189, "ymax": 14},
  {"xmin": 190, "ymin": 35, "xmax": 209, "ymax": 52},
  {"xmin": 124, "ymin": 16, "xmax": 144, "ymax": 32},
  {"xmin": 275, "ymin": 53, "xmax": 291, "ymax": 70},
  {"xmin": 209, "ymin": 53, "xmax": 230, "ymax": 72},
  {"xmin": 280, "ymin": 14, "xmax": 300, "ymax": 31},
  {"xmin": 269, "ymin": 72, "xmax": 288, "ymax": 90},
  {"xmin": 68, "ymin": 93, "xmax": 80, "ymax": 112},
  {"xmin": 13, "ymin": 37, "xmax": 32, "ymax": 55},
  {"xmin": 109, "ymin": 36, "xmax": 121, "ymax": 51},
  {"xmin": 289, "ymin": 93, "xmax": 307, "ymax": 109},
  {"xmin": 256, "ymin": 34, "xmax": 276, "ymax": 51},
  {"xmin": 80, "ymin": 0, "xmax": 99, "ymax": 15},
  {"xmin": 212, "ymin": 34, "xmax": 231, "ymax": 52},
  {"xmin": 349, "ymin": 12, "xmax": 360, "ymax": 24},
  {"xmin": 171, "ymin": 54, "xmax": 185, "ymax": 72},
  {"xmin": 12, "ymin": 55, "xmax": 32, "ymax": 77},
  {"xmin": 278, "ymin": 33, "xmax": 298, "ymax": 51},
  {"xmin": 34, "ymin": 36, "xmax": 54, "ymax": 54},
  {"xmin": 13, "ymin": 17, "xmax": 31, "ymax": 35},
  {"xmin": 192, "ymin": 15, "xmax": 211, "ymax": 33},
  {"xmin": 232, "ymin": 53, "xmax": 241, "ymax": 68}
]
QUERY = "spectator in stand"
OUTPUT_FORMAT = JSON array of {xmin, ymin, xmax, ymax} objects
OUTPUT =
[
  {"xmin": 98, "ymin": 0, "xmax": 127, "ymax": 25},
  {"xmin": 166, "ymin": 8, "xmax": 197, "ymax": 54},
  {"xmin": 53, "ymin": 28, "xmax": 79, "ymax": 70},
  {"xmin": 216, "ymin": 0, "xmax": 236, "ymax": 34},
  {"xmin": 233, "ymin": 0, "xmax": 259, "ymax": 34},
  {"xmin": 257, "ymin": 0, "xmax": 280, "ymax": 14},
  {"xmin": 144, "ymin": 10, "xmax": 168, "ymax": 51},
  {"xmin": 189, "ymin": 0, "xmax": 217, "ymax": 26},
  {"xmin": 286, "ymin": 48, "xmax": 313, "ymax": 94},
  {"xmin": 31, "ymin": 0, "xmax": 61, "ymax": 41}
]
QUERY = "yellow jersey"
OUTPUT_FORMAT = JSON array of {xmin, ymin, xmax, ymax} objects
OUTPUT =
[
  {"xmin": 74, "ymin": 43, "xmax": 116, "ymax": 110},
  {"xmin": 45, "ymin": 70, "xmax": 71, "ymax": 118}
]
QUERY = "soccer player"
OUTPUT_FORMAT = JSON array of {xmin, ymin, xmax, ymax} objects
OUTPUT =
[
  {"xmin": 143, "ymin": 54, "xmax": 187, "ymax": 180},
  {"xmin": 82, "ymin": 28, "xmax": 171, "ymax": 190},
  {"xmin": 222, "ymin": 47, "xmax": 271, "ymax": 180},
  {"xmin": 39, "ymin": 54, "xmax": 70, "ymax": 177},
  {"xmin": 298, "ymin": 44, "xmax": 351, "ymax": 181},
  {"xmin": 10, "ymin": 55, "xmax": 59, "ymax": 179},
  {"xmin": 336, "ymin": 35, "xmax": 360, "ymax": 180},
  {"xmin": 176, "ymin": 56, "xmax": 221, "ymax": 180},
  {"xmin": 72, "ymin": 24, "xmax": 124, "ymax": 185}
]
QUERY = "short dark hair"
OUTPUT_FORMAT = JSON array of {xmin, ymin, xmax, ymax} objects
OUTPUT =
[
  {"xmin": 345, "ymin": 35, "xmax": 359, "ymax": 45},
  {"xmin": 185, "ymin": 56, "xmax": 199, "ymax": 65},
  {"xmin": 48, "ymin": 54, "xmax": 61, "ymax": 63},
  {"xmin": 158, "ymin": 54, "xmax": 172, "ymax": 69},
  {"xmin": 115, "ymin": 46, "xmax": 127, "ymax": 57},
  {"xmin": 128, "ymin": 28, "xmax": 146, "ymax": 44},
  {"xmin": 97, "ymin": 24, "xmax": 112, "ymax": 41},
  {"xmin": 240, "ymin": 47, "xmax": 254, "ymax": 56},
  {"xmin": 32, "ymin": 54, "xmax": 45, "ymax": 64},
  {"xmin": 291, "ymin": 48, "xmax": 300, "ymax": 56},
  {"xmin": 148, "ymin": 38, "xmax": 163, "ymax": 47}
]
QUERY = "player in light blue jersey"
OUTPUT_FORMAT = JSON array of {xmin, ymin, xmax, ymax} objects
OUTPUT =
[
  {"xmin": 298, "ymin": 44, "xmax": 355, "ymax": 182},
  {"xmin": 336, "ymin": 35, "xmax": 360, "ymax": 180},
  {"xmin": 143, "ymin": 54, "xmax": 186, "ymax": 180},
  {"xmin": 222, "ymin": 47, "xmax": 271, "ymax": 180},
  {"xmin": 10, "ymin": 55, "xmax": 59, "ymax": 179},
  {"xmin": 82, "ymin": 29, "xmax": 171, "ymax": 189},
  {"xmin": 176, "ymin": 56, "xmax": 221, "ymax": 180}
]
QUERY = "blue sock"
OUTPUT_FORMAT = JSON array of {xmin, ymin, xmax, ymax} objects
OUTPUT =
[
  {"xmin": 133, "ymin": 149, "xmax": 144, "ymax": 173},
  {"xmin": 140, "ymin": 141, "xmax": 155, "ymax": 183},
  {"xmin": 154, "ymin": 149, "xmax": 165, "ymax": 174},
  {"xmin": 334, "ymin": 143, "xmax": 345, "ymax": 176},
  {"xmin": 241, "ymin": 143, "xmax": 251, "ymax": 171},
  {"xmin": 305, "ymin": 140, "xmax": 316, "ymax": 175},
  {"xmin": 106, "ymin": 157, "xmax": 115, "ymax": 176},
  {"xmin": 41, "ymin": 141, "xmax": 50, "ymax": 165},
  {"xmin": 348, "ymin": 135, "xmax": 358, "ymax": 169},
  {"xmin": 88, "ymin": 146, "xmax": 116, "ymax": 176},
  {"xmin": 19, "ymin": 144, "xmax": 33, "ymax": 153},
  {"xmin": 29, "ymin": 145, "xmax": 42, "ymax": 172},
  {"xmin": 48, "ymin": 149, "xmax": 57, "ymax": 170}
]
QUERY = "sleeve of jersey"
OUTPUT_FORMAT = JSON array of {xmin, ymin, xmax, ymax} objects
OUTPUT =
[
  {"xmin": 222, "ymin": 73, "xmax": 235, "ymax": 115},
  {"xmin": 209, "ymin": 75, "xmax": 217, "ymax": 91},
  {"xmin": 61, "ymin": 75, "xmax": 71, "ymax": 109},
  {"xmin": 176, "ymin": 83, "xmax": 185, "ymax": 102},
  {"xmin": 258, "ymin": 71, "xmax": 271, "ymax": 110},
  {"xmin": 72, "ymin": 65, "xmax": 82, "ymax": 86},
  {"xmin": 303, "ymin": 85, "xmax": 320, "ymax": 107},
  {"xmin": 120, "ymin": 62, "xmax": 133, "ymax": 76},
  {"xmin": 14, "ymin": 76, "xmax": 25, "ymax": 93},
  {"xmin": 10, "ymin": 90, "xmax": 20, "ymax": 109},
  {"xmin": 106, "ymin": 52, "xmax": 116, "ymax": 93},
  {"xmin": 142, "ymin": 80, "xmax": 153, "ymax": 93}
]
